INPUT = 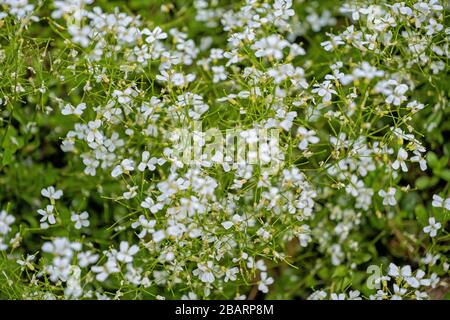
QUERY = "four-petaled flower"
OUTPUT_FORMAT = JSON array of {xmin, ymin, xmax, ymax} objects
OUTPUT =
[
  {"xmin": 116, "ymin": 241, "xmax": 139, "ymax": 263},
  {"xmin": 431, "ymin": 194, "xmax": 450, "ymax": 210},
  {"xmin": 111, "ymin": 159, "xmax": 135, "ymax": 178},
  {"xmin": 392, "ymin": 148, "xmax": 408, "ymax": 172},
  {"xmin": 37, "ymin": 205, "xmax": 56, "ymax": 228},
  {"xmin": 378, "ymin": 188, "xmax": 397, "ymax": 206},
  {"xmin": 423, "ymin": 217, "xmax": 441, "ymax": 238},
  {"xmin": 71, "ymin": 211, "xmax": 90, "ymax": 230},
  {"xmin": 297, "ymin": 127, "xmax": 320, "ymax": 150},
  {"xmin": 41, "ymin": 186, "xmax": 63, "ymax": 201}
]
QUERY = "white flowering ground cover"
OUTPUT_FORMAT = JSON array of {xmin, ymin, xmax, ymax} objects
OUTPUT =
[{"xmin": 0, "ymin": 0, "xmax": 449, "ymax": 300}]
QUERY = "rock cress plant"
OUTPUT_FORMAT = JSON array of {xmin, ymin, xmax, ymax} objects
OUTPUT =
[{"xmin": 0, "ymin": 0, "xmax": 448, "ymax": 300}]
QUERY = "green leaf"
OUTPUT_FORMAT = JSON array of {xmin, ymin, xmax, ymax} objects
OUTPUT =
[
  {"xmin": 332, "ymin": 265, "xmax": 348, "ymax": 278},
  {"xmin": 437, "ymin": 169, "xmax": 450, "ymax": 182},
  {"xmin": 415, "ymin": 176, "xmax": 439, "ymax": 190},
  {"xmin": 427, "ymin": 152, "xmax": 439, "ymax": 170},
  {"xmin": 353, "ymin": 252, "xmax": 372, "ymax": 264},
  {"xmin": 439, "ymin": 156, "xmax": 449, "ymax": 168},
  {"xmin": 415, "ymin": 205, "xmax": 428, "ymax": 226},
  {"xmin": 1, "ymin": 148, "xmax": 13, "ymax": 166},
  {"xmin": 444, "ymin": 143, "xmax": 450, "ymax": 157}
]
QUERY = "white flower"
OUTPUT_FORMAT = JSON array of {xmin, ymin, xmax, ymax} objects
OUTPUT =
[
  {"xmin": 431, "ymin": 194, "xmax": 450, "ymax": 210},
  {"xmin": 352, "ymin": 62, "xmax": 384, "ymax": 80},
  {"xmin": 389, "ymin": 264, "xmax": 429, "ymax": 289},
  {"xmin": 414, "ymin": 291, "xmax": 428, "ymax": 300},
  {"xmin": 46, "ymin": 256, "xmax": 71, "ymax": 282},
  {"xmin": 42, "ymin": 237, "xmax": 80, "ymax": 258},
  {"xmin": 331, "ymin": 293, "xmax": 346, "ymax": 300},
  {"xmin": 61, "ymin": 103, "xmax": 86, "ymax": 116},
  {"xmin": 298, "ymin": 233, "xmax": 312, "ymax": 247},
  {"xmin": 297, "ymin": 127, "xmax": 319, "ymax": 150},
  {"xmin": 308, "ymin": 290, "xmax": 327, "ymax": 300},
  {"xmin": 211, "ymin": 65, "xmax": 227, "ymax": 83},
  {"xmin": 406, "ymin": 269, "xmax": 430, "ymax": 288},
  {"xmin": 142, "ymin": 26, "xmax": 167, "ymax": 43},
  {"xmin": 392, "ymin": 284, "xmax": 407, "ymax": 300},
  {"xmin": 116, "ymin": 241, "xmax": 139, "ymax": 263},
  {"xmin": 17, "ymin": 254, "xmax": 36, "ymax": 270},
  {"xmin": 2, "ymin": 0, "xmax": 35, "ymax": 19},
  {"xmin": 193, "ymin": 261, "xmax": 216, "ymax": 283},
  {"xmin": 221, "ymin": 221, "xmax": 233, "ymax": 230},
  {"xmin": 252, "ymin": 35, "xmax": 288, "ymax": 60},
  {"xmin": 312, "ymin": 80, "xmax": 337, "ymax": 102},
  {"xmin": 421, "ymin": 253, "xmax": 440, "ymax": 266},
  {"xmin": 273, "ymin": 0, "xmax": 295, "ymax": 18},
  {"xmin": 138, "ymin": 151, "xmax": 164, "ymax": 171},
  {"xmin": 37, "ymin": 205, "xmax": 56, "ymax": 228},
  {"xmin": 392, "ymin": 148, "xmax": 408, "ymax": 172},
  {"xmin": 406, "ymin": 101, "xmax": 424, "ymax": 113},
  {"xmin": 348, "ymin": 290, "xmax": 362, "ymax": 300},
  {"xmin": 247, "ymin": 258, "xmax": 267, "ymax": 271},
  {"xmin": 386, "ymin": 84, "xmax": 408, "ymax": 106},
  {"xmin": 378, "ymin": 188, "xmax": 397, "ymax": 206},
  {"xmin": 321, "ymin": 34, "xmax": 344, "ymax": 51},
  {"xmin": 77, "ymin": 251, "xmax": 99, "ymax": 268},
  {"xmin": 111, "ymin": 159, "xmax": 135, "ymax": 178},
  {"xmin": 41, "ymin": 186, "xmax": 63, "ymax": 200},
  {"xmin": 68, "ymin": 25, "xmax": 91, "ymax": 47},
  {"xmin": 0, "ymin": 210, "xmax": 15, "ymax": 235},
  {"xmin": 423, "ymin": 217, "xmax": 441, "ymax": 238},
  {"xmin": 297, "ymin": 225, "xmax": 312, "ymax": 247},
  {"xmin": 370, "ymin": 290, "xmax": 388, "ymax": 300},
  {"xmin": 181, "ymin": 292, "xmax": 198, "ymax": 300},
  {"xmin": 86, "ymin": 120, "xmax": 103, "ymax": 144},
  {"xmin": 429, "ymin": 273, "xmax": 440, "ymax": 288},
  {"xmin": 410, "ymin": 151, "xmax": 427, "ymax": 171},
  {"xmin": 71, "ymin": 211, "xmax": 90, "ymax": 230},
  {"xmin": 152, "ymin": 230, "xmax": 166, "ymax": 243},
  {"xmin": 82, "ymin": 155, "xmax": 99, "ymax": 176},
  {"xmin": 224, "ymin": 267, "xmax": 239, "ymax": 282},
  {"xmin": 156, "ymin": 70, "xmax": 195, "ymax": 87},
  {"xmin": 141, "ymin": 197, "xmax": 164, "ymax": 214},
  {"xmin": 91, "ymin": 259, "xmax": 120, "ymax": 282},
  {"xmin": 345, "ymin": 175, "xmax": 364, "ymax": 197},
  {"xmin": 257, "ymin": 272, "xmax": 274, "ymax": 293},
  {"xmin": 112, "ymin": 88, "xmax": 138, "ymax": 105},
  {"xmin": 131, "ymin": 215, "xmax": 156, "ymax": 238},
  {"xmin": 388, "ymin": 263, "xmax": 412, "ymax": 278},
  {"xmin": 123, "ymin": 186, "xmax": 138, "ymax": 199}
]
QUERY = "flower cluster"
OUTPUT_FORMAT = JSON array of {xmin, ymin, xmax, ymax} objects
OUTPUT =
[{"xmin": 0, "ymin": 0, "xmax": 448, "ymax": 300}]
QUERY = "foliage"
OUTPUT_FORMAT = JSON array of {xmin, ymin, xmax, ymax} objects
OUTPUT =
[{"xmin": 0, "ymin": 0, "xmax": 449, "ymax": 300}]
